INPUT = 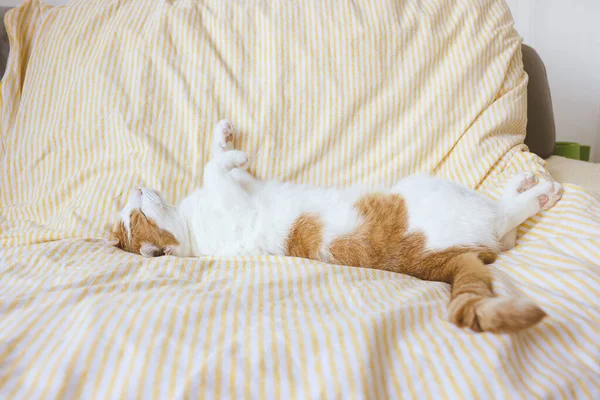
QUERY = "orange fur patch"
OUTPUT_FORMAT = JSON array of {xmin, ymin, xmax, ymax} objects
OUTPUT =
[
  {"xmin": 285, "ymin": 192, "xmax": 545, "ymax": 333},
  {"xmin": 328, "ymin": 193, "xmax": 494, "ymax": 277},
  {"xmin": 285, "ymin": 213, "xmax": 324, "ymax": 259},
  {"xmin": 109, "ymin": 211, "xmax": 179, "ymax": 256}
]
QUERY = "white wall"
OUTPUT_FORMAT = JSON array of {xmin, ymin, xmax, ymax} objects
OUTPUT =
[
  {"xmin": 3, "ymin": 0, "xmax": 600, "ymax": 161},
  {"xmin": 506, "ymin": 0, "xmax": 600, "ymax": 161}
]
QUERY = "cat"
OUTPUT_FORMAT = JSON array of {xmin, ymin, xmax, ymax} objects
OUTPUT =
[{"xmin": 107, "ymin": 119, "xmax": 563, "ymax": 333}]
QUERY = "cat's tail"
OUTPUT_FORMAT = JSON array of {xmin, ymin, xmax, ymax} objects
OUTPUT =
[{"xmin": 446, "ymin": 252, "xmax": 547, "ymax": 333}]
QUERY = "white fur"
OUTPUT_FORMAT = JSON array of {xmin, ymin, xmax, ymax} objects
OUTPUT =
[{"xmin": 117, "ymin": 120, "xmax": 563, "ymax": 258}]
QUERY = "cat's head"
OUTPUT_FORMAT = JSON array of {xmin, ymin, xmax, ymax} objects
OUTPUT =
[{"xmin": 107, "ymin": 188, "xmax": 189, "ymax": 257}]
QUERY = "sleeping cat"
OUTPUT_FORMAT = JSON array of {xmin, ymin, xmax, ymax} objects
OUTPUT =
[{"xmin": 107, "ymin": 119, "xmax": 563, "ymax": 333}]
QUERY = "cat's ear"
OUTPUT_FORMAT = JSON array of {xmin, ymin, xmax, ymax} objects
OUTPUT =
[
  {"xmin": 140, "ymin": 242, "xmax": 162, "ymax": 257},
  {"xmin": 104, "ymin": 232, "xmax": 121, "ymax": 247},
  {"xmin": 163, "ymin": 245, "xmax": 174, "ymax": 256}
]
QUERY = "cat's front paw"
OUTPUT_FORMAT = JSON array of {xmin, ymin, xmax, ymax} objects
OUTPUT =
[
  {"xmin": 212, "ymin": 119, "xmax": 235, "ymax": 155},
  {"xmin": 220, "ymin": 150, "xmax": 251, "ymax": 171}
]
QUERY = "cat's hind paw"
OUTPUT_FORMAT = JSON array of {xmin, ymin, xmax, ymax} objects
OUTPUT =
[
  {"xmin": 517, "ymin": 172, "xmax": 539, "ymax": 193},
  {"xmin": 536, "ymin": 180, "xmax": 563, "ymax": 211},
  {"xmin": 502, "ymin": 172, "xmax": 539, "ymax": 198}
]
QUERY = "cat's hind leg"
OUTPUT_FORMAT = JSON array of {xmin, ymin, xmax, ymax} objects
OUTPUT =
[
  {"xmin": 499, "ymin": 172, "xmax": 539, "ymax": 250},
  {"xmin": 498, "ymin": 174, "xmax": 563, "ymax": 246}
]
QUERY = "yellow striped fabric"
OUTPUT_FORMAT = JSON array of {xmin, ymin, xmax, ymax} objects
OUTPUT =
[{"xmin": 1, "ymin": 0, "xmax": 599, "ymax": 398}]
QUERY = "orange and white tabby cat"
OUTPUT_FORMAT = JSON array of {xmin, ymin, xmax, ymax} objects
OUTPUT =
[{"xmin": 108, "ymin": 120, "xmax": 563, "ymax": 333}]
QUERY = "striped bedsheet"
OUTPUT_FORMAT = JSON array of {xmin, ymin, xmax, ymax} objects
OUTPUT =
[{"xmin": 1, "ymin": 0, "xmax": 599, "ymax": 398}]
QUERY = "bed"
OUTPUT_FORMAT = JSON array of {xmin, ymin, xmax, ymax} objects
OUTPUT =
[{"xmin": 1, "ymin": 1, "xmax": 599, "ymax": 398}]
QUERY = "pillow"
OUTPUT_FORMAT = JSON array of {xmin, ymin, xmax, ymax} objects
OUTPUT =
[{"xmin": 0, "ymin": 0, "xmax": 542, "ymax": 246}]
